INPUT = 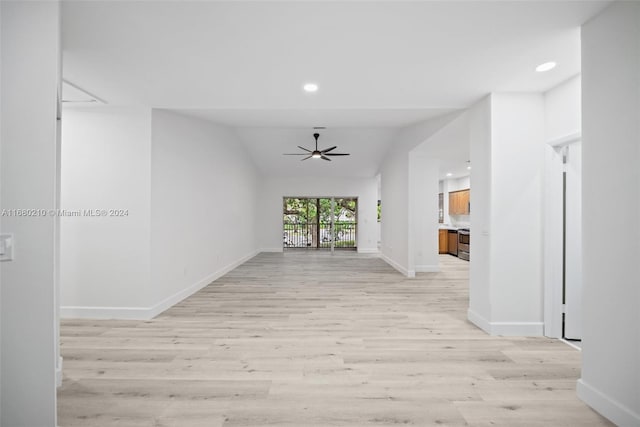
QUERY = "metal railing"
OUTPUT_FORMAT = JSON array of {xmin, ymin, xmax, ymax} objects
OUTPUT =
[{"xmin": 283, "ymin": 221, "xmax": 356, "ymax": 249}]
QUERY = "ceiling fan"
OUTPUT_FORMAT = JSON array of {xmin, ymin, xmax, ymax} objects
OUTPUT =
[{"xmin": 283, "ymin": 133, "xmax": 350, "ymax": 161}]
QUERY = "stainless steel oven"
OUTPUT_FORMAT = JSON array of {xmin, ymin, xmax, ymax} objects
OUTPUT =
[{"xmin": 458, "ymin": 229, "xmax": 470, "ymax": 261}]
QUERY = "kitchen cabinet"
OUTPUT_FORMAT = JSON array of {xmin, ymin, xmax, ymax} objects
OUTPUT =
[
  {"xmin": 438, "ymin": 229, "xmax": 448, "ymax": 254},
  {"xmin": 447, "ymin": 230, "xmax": 458, "ymax": 256},
  {"xmin": 449, "ymin": 189, "xmax": 470, "ymax": 215}
]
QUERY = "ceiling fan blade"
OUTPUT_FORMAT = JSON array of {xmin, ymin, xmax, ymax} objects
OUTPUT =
[
  {"xmin": 320, "ymin": 155, "xmax": 331, "ymax": 161},
  {"xmin": 324, "ymin": 153, "xmax": 350, "ymax": 156},
  {"xmin": 321, "ymin": 146, "xmax": 337, "ymax": 153},
  {"xmin": 283, "ymin": 153, "xmax": 308, "ymax": 155},
  {"xmin": 297, "ymin": 145, "xmax": 312, "ymax": 152},
  {"xmin": 301, "ymin": 154, "xmax": 313, "ymax": 161}
]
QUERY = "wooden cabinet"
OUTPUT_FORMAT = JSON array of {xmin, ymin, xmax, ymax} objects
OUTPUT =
[
  {"xmin": 438, "ymin": 229, "xmax": 448, "ymax": 254},
  {"xmin": 448, "ymin": 230, "xmax": 458, "ymax": 256},
  {"xmin": 449, "ymin": 189, "xmax": 470, "ymax": 215}
]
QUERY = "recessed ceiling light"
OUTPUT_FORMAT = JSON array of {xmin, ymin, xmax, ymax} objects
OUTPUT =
[
  {"xmin": 303, "ymin": 83, "xmax": 318, "ymax": 93},
  {"xmin": 467, "ymin": 166, "xmax": 472, "ymax": 170},
  {"xmin": 535, "ymin": 62, "xmax": 556, "ymax": 72},
  {"xmin": 446, "ymin": 173, "xmax": 453, "ymax": 177}
]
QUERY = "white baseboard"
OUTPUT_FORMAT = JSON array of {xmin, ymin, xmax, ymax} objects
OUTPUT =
[
  {"xmin": 577, "ymin": 379, "xmax": 640, "ymax": 427},
  {"xmin": 467, "ymin": 308, "xmax": 544, "ymax": 336},
  {"xmin": 560, "ymin": 338, "xmax": 582, "ymax": 351},
  {"xmin": 415, "ymin": 264, "xmax": 440, "ymax": 273},
  {"xmin": 60, "ymin": 305, "xmax": 151, "ymax": 320},
  {"xmin": 260, "ymin": 247, "xmax": 283, "ymax": 253},
  {"xmin": 61, "ymin": 250, "xmax": 259, "ymax": 320},
  {"xmin": 491, "ymin": 321, "xmax": 544, "ymax": 336},
  {"xmin": 357, "ymin": 248, "xmax": 379, "ymax": 254},
  {"xmin": 56, "ymin": 356, "xmax": 63, "ymax": 388},
  {"xmin": 147, "ymin": 250, "xmax": 259, "ymax": 318},
  {"xmin": 467, "ymin": 308, "xmax": 492, "ymax": 334},
  {"xmin": 380, "ymin": 253, "xmax": 414, "ymax": 277}
]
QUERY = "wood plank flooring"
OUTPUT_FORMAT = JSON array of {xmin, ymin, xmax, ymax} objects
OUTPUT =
[{"xmin": 58, "ymin": 252, "xmax": 612, "ymax": 426}]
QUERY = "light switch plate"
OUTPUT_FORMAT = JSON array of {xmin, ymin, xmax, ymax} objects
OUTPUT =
[{"xmin": 0, "ymin": 234, "xmax": 14, "ymax": 261}]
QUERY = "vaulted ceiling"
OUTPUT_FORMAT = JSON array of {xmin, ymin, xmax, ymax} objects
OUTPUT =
[{"xmin": 62, "ymin": 0, "xmax": 610, "ymax": 178}]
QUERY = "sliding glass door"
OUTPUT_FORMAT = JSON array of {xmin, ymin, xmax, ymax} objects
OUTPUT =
[{"xmin": 283, "ymin": 197, "xmax": 357, "ymax": 250}]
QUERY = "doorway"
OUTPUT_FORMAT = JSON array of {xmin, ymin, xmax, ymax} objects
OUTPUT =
[
  {"xmin": 283, "ymin": 197, "xmax": 357, "ymax": 250},
  {"xmin": 563, "ymin": 142, "xmax": 582, "ymax": 341},
  {"xmin": 544, "ymin": 136, "xmax": 582, "ymax": 342}
]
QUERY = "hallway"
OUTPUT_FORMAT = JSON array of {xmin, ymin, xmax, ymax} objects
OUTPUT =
[{"xmin": 58, "ymin": 253, "xmax": 611, "ymax": 426}]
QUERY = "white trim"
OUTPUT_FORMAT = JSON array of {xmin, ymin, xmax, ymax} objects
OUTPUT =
[
  {"xmin": 381, "ymin": 253, "xmax": 414, "ymax": 277},
  {"xmin": 543, "ymin": 134, "xmax": 582, "ymax": 339},
  {"xmin": 60, "ymin": 305, "xmax": 150, "ymax": 320},
  {"xmin": 561, "ymin": 339, "xmax": 582, "ymax": 351},
  {"xmin": 491, "ymin": 321, "xmax": 544, "ymax": 336},
  {"xmin": 467, "ymin": 308, "xmax": 491, "ymax": 334},
  {"xmin": 55, "ymin": 356, "xmax": 63, "ymax": 388},
  {"xmin": 260, "ymin": 247, "xmax": 283, "ymax": 253},
  {"xmin": 547, "ymin": 132, "xmax": 581, "ymax": 147},
  {"xmin": 61, "ymin": 250, "xmax": 259, "ymax": 320},
  {"xmin": 357, "ymin": 248, "xmax": 379, "ymax": 254},
  {"xmin": 415, "ymin": 264, "xmax": 440, "ymax": 273},
  {"xmin": 467, "ymin": 309, "xmax": 544, "ymax": 336},
  {"xmin": 543, "ymin": 143, "xmax": 565, "ymax": 339},
  {"xmin": 577, "ymin": 379, "xmax": 640, "ymax": 427},
  {"xmin": 147, "ymin": 250, "xmax": 259, "ymax": 318}
]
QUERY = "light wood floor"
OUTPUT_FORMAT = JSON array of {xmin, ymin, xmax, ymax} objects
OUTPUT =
[{"xmin": 58, "ymin": 252, "xmax": 612, "ymax": 426}]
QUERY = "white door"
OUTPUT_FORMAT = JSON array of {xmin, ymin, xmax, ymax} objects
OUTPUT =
[{"xmin": 564, "ymin": 142, "xmax": 582, "ymax": 340}]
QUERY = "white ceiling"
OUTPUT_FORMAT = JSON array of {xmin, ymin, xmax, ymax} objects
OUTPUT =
[
  {"xmin": 61, "ymin": 0, "xmax": 610, "ymax": 178},
  {"xmin": 233, "ymin": 127, "xmax": 397, "ymax": 178},
  {"xmin": 173, "ymin": 108, "xmax": 455, "ymax": 177},
  {"xmin": 173, "ymin": 108, "xmax": 455, "ymax": 129},
  {"xmin": 413, "ymin": 111, "xmax": 472, "ymax": 180}
]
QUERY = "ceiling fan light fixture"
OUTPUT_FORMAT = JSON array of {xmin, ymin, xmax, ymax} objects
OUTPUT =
[
  {"xmin": 283, "ymin": 132, "xmax": 349, "ymax": 161},
  {"xmin": 535, "ymin": 61, "xmax": 556, "ymax": 72},
  {"xmin": 303, "ymin": 83, "xmax": 318, "ymax": 93}
]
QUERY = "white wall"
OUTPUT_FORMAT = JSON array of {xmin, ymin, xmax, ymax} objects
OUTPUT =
[
  {"xmin": 490, "ymin": 93, "xmax": 544, "ymax": 326},
  {"xmin": 380, "ymin": 147, "xmax": 411, "ymax": 273},
  {"xmin": 448, "ymin": 176, "xmax": 470, "ymax": 192},
  {"xmin": 61, "ymin": 108, "xmax": 261, "ymax": 320},
  {"xmin": 61, "ymin": 108, "xmax": 152, "ymax": 315},
  {"xmin": 545, "ymin": 75, "xmax": 581, "ymax": 142},
  {"xmin": 579, "ymin": 2, "xmax": 640, "ymax": 425},
  {"xmin": 415, "ymin": 112, "xmax": 471, "ymax": 230},
  {"xmin": 542, "ymin": 75, "xmax": 581, "ymax": 339},
  {"xmin": 257, "ymin": 176, "xmax": 378, "ymax": 253},
  {"xmin": 408, "ymin": 154, "xmax": 439, "ymax": 272},
  {"xmin": 150, "ymin": 110, "xmax": 259, "ymax": 310},
  {"xmin": 468, "ymin": 93, "xmax": 546, "ymax": 336},
  {"xmin": 1, "ymin": 1, "xmax": 59, "ymax": 425},
  {"xmin": 468, "ymin": 96, "xmax": 492, "ymax": 326},
  {"xmin": 380, "ymin": 112, "xmax": 462, "ymax": 276}
]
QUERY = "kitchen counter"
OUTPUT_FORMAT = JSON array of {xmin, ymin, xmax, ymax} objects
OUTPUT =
[{"xmin": 438, "ymin": 225, "xmax": 470, "ymax": 231}]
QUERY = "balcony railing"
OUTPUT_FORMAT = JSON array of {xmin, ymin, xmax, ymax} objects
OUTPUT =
[{"xmin": 283, "ymin": 221, "xmax": 356, "ymax": 249}]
